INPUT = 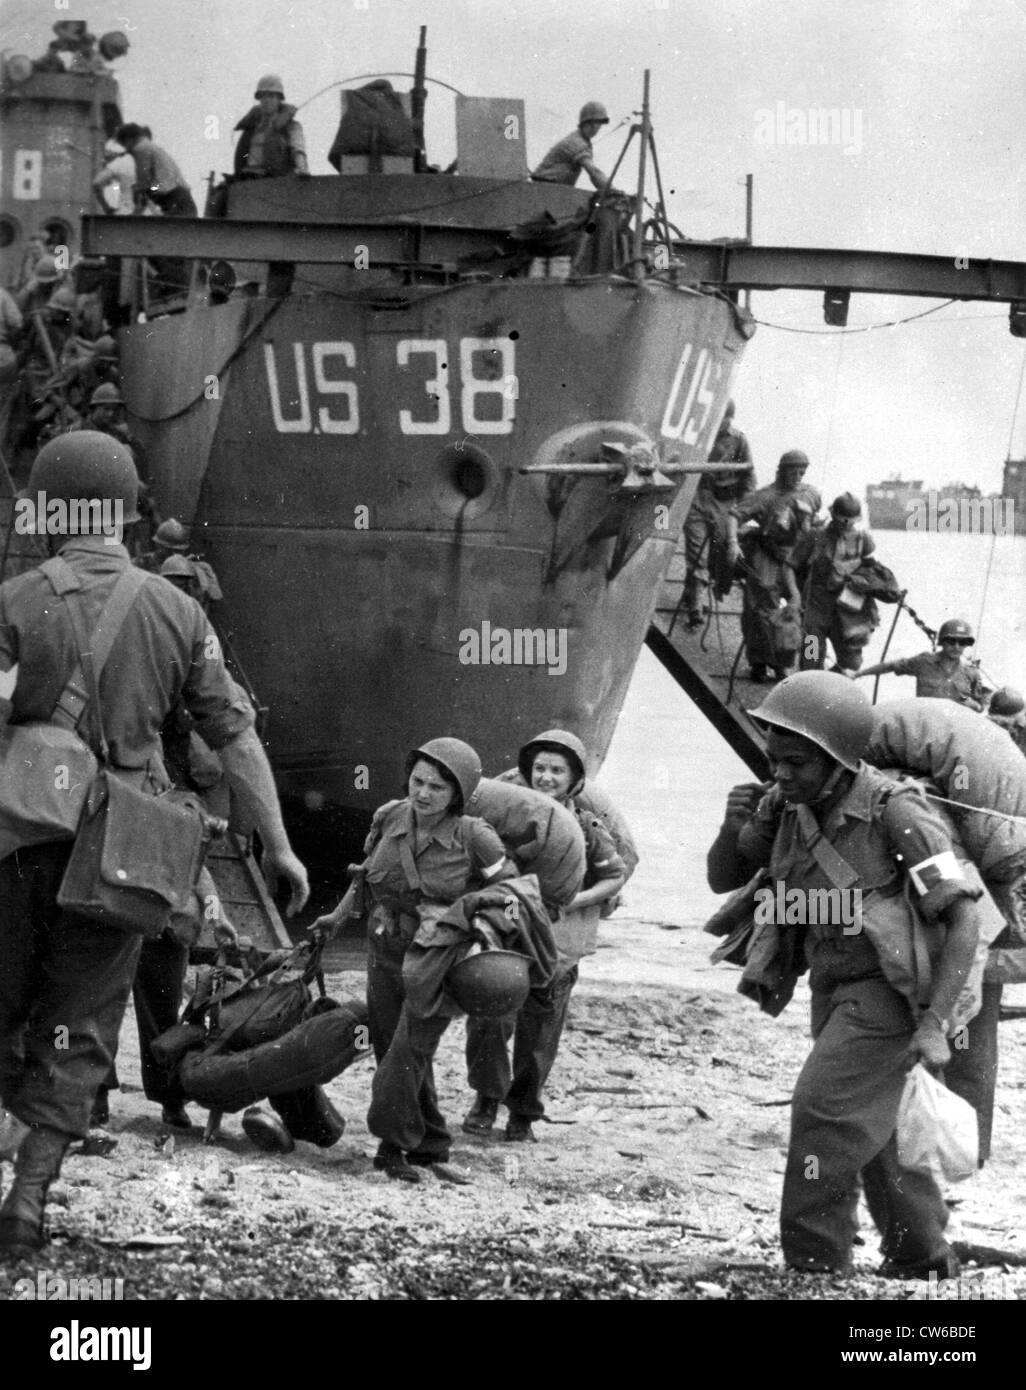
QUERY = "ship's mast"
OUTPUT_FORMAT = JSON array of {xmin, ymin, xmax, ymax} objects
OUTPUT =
[
  {"xmin": 411, "ymin": 26, "xmax": 427, "ymax": 173},
  {"xmin": 631, "ymin": 69, "xmax": 651, "ymax": 282}
]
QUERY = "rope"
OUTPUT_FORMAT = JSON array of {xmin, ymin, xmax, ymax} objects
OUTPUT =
[
  {"xmin": 750, "ymin": 299, "xmax": 958, "ymax": 335},
  {"xmin": 976, "ymin": 343, "xmax": 1026, "ymax": 639},
  {"xmin": 919, "ymin": 790, "xmax": 1026, "ymax": 828}
]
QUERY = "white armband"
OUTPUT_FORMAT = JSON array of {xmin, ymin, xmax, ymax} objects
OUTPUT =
[{"xmin": 908, "ymin": 851, "xmax": 964, "ymax": 896}]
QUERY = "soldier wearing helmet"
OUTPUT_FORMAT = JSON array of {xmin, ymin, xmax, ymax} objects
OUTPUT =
[
  {"xmin": 856, "ymin": 617, "xmax": 990, "ymax": 709},
  {"xmin": 791, "ymin": 491, "xmax": 883, "ymax": 674},
  {"xmin": 531, "ymin": 101, "xmax": 611, "ymax": 190},
  {"xmin": 682, "ymin": 399, "xmax": 756, "ymax": 629},
  {"xmin": 234, "ymin": 75, "xmax": 309, "ymax": 179},
  {"xmin": 707, "ymin": 671, "xmax": 983, "ymax": 1280},
  {"xmin": 309, "ymin": 736, "xmax": 516, "ymax": 1183},
  {"xmin": 463, "ymin": 729, "xmax": 627, "ymax": 1143},
  {"xmin": 730, "ymin": 450, "xmax": 823, "ymax": 682},
  {"xmin": 0, "ymin": 431, "xmax": 308, "ymax": 1252},
  {"xmin": 987, "ymin": 686, "xmax": 1026, "ymax": 754}
]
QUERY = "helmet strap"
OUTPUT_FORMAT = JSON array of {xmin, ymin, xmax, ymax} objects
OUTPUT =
[{"xmin": 810, "ymin": 761, "xmax": 850, "ymax": 808}]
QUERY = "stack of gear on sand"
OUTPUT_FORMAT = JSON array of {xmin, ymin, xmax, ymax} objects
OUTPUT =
[{"xmin": 149, "ymin": 938, "xmax": 368, "ymax": 1154}]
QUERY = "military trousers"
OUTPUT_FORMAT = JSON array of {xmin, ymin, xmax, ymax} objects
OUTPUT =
[
  {"xmin": 0, "ymin": 843, "xmax": 142, "ymax": 1140},
  {"xmin": 465, "ymin": 962, "xmax": 579, "ymax": 1120},
  {"xmin": 101, "ymin": 930, "xmax": 189, "ymax": 1106},
  {"xmin": 365, "ymin": 927, "xmax": 452, "ymax": 1160},
  {"xmin": 781, "ymin": 977, "xmax": 950, "ymax": 1274},
  {"xmin": 944, "ymin": 981, "xmax": 1001, "ymax": 1166}
]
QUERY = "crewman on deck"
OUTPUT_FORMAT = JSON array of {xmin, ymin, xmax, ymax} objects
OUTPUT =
[
  {"xmin": 707, "ymin": 672, "xmax": 982, "ymax": 1279},
  {"xmin": 681, "ymin": 400, "xmax": 755, "ymax": 629},
  {"xmin": 234, "ymin": 75, "xmax": 309, "ymax": 178},
  {"xmin": 532, "ymin": 102, "xmax": 611, "ymax": 190},
  {"xmin": 115, "ymin": 124, "xmax": 196, "ymax": 297},
  {"xmin": 855, "ymin": 619, "xmax": 990, "ymax": 710},
  {"xmin": 115, "ymin": 124, "xmax": 197, "ymax": 217}
]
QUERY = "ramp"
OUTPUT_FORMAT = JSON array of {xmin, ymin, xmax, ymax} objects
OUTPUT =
[
  {"xmin": 195, "ymin": 831, "xmax": 292, "ymax": 955},
  {"xmin": 647, "ymin": 540, "xmax": 771, "ymax": 780}
]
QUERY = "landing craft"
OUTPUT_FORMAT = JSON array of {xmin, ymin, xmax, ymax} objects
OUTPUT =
[{"xmin": 4, "ymin": 25, "xmax": 1026, "ymax": 853}]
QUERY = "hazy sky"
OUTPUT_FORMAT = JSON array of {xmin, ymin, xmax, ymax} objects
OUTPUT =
[{"xmin": 4, "ymin": 0, "xmax": 1025, "ymax": 493}]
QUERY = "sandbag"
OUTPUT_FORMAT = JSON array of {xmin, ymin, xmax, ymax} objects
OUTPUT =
[
  {"xmin": 867, "ymin": 699, "xmax": 1026, "ymax": 881},
  {"xmin": 496, "ymin": 769, "xmax": 639, "ymax": 879},
  {"xmin": 467, "ymin": 778, "xmax": 585, "ymax": 906},
  {"xmin": 179, "ymin": 1000, "xmax": 369, "ymax": 1112}
]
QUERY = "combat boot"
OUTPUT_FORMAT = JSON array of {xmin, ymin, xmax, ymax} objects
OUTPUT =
[{"xmin": 0, "ymin": 1125, "xmax": 69, "ymax": 1251}]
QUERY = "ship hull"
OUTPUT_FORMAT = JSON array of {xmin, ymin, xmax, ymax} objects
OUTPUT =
[{"xmin": 122, "ymin": 277, "xmax": 748, "ymax": 815}]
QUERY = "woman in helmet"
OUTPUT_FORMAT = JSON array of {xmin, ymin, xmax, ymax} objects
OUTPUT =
[
  {"xmin": 855, "ymin": 618, "xmax": 989, "ymax": 709},
  {"xmin": 706, "ymin": 672, "xmax": 982, "ymax": 1280},
  {"xmin": 311, "ymin": 738, "xmax": 514, "ymax": 1183},
  {"xmin": 464, "ymin": 730, "xmax": 627, "ymax": 1143}
]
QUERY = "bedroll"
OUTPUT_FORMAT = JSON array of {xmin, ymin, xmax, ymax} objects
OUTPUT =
[
  {"xmin": 867, "ymin": 699, "xmax": 1026, "ymax": 882},
  {"xmin": 467, "ymin": 778, "xmax": 585, "ymax": 906},
  {"xmin": 178, "ymin": 1000, "xmax": 369, "ymax": 1112}
]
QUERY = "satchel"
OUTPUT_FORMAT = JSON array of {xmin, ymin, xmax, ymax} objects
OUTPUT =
[
  {"xmin": 51, "ymin": 565, "xmax": 214, "ymax": 937},
  {"xmin": 0, "ymin": 722, "xmax": 98, "ymax": 863},
  {"xmin": 57, "ymin": 774, "xmax": 209, "ymax": 938}
]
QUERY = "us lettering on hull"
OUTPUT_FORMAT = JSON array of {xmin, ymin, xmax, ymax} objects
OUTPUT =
[{"xmin": 263, "ymin": 337, "xmax": 516, "ymax": 437}]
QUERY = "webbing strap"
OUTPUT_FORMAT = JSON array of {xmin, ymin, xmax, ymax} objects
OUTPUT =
[
  {"xmin": 48, "ymin": 563, "xmax": 152, "ymax": 756},
  {"xmin": 794, "ymin": 804, "xmax": 861, "ymax": 891}
]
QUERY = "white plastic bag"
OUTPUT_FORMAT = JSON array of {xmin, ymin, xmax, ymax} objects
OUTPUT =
[{"xmin": 895, "ymin": 1064, "xmax": 978, "ymax": 1183}]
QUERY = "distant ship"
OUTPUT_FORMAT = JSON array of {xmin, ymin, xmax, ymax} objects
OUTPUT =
[{"xmin": 866, "ymin": 471, "xmax": 1023, "ymax": 536}]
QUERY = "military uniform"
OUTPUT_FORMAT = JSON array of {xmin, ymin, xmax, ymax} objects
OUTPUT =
[
  {"xmin": 682, "ymin": 424, "xmax": 755, "ymax": 621},
  {"xmin": 735, "ymin": 480, "xmax": 822, "ymax": 674},
  {"xmin": 465, "ymin": 806, "xmax": 626, "ymax": 1123},
  {"xmin": 0, "ymin": 536, "xmax": 253, "ymax": 1140},
  {"xmin": 707, "ymin": 764, "xmax": 980, "ymax": 1273},
  {"xmin": 363, "ymin": 801, "xmax": 509, "ymax": 1160},
  {"xmin": 793, "ymin": 522, "xmax": 879, "ymax": 671},
  {"xmin": 888, "ymin": 650, "xmax": 988, "ymax": 708}
]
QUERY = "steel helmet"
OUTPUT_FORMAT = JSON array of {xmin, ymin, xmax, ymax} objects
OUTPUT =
[
  {"xmin": 989, "ymin": 686, "xmax": 1025, "ymax": 718},
  {"xmin": 159, "ymin": 555, "xmax": 194, "ymax": 581},
  {"xmin": 255, "ymin": 73, "xmax": 285, "ymax": 99},
  {"xmin": 89, "ymin": 382, "xmax": 123, "ymax": 407},
  {"xmin": 937, "ymin": 618, "xmax": 974, "ymax": 645},
  {"xmin": 33, "ymin": 255, "xmax": 60, "ymax": 284},
  {"xmin": 406, "ymin": 736, "xmax": 482, "ymax": 813},
  {"xmin": 447, "ymin": 948, "xmax": 532, "ymax": 1018},
  {"xmin": 26, "ymin": 430, "xmax": 140, "ymax": 527},
  {"xmin": 517, "ymin": 728, "xmax": 587, "ymax": 795},
  {"xmin": 831, "ymin": 491, "xmax": 861, "ymax": 518},
  {"xmin": 578, "ymin": 101, "xmax": 609, "ymax": 125},
  {"xmin": 93, "ymin": 334, "xmax": 118, "ymax": 359},
  {"xmin": 750, "ymin": 670, "xmax": 875, "ymax": 771},
  {"xmin": 48, "ymin": 286, "xmax": 77, "ymax": 314},
  {"xmin": 778, "ymin": 449, "xmax": 810, "ymax": 472},
  {"xmin": 154, "ymin": 518, "xmax": 190, "ymax": 551}
]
